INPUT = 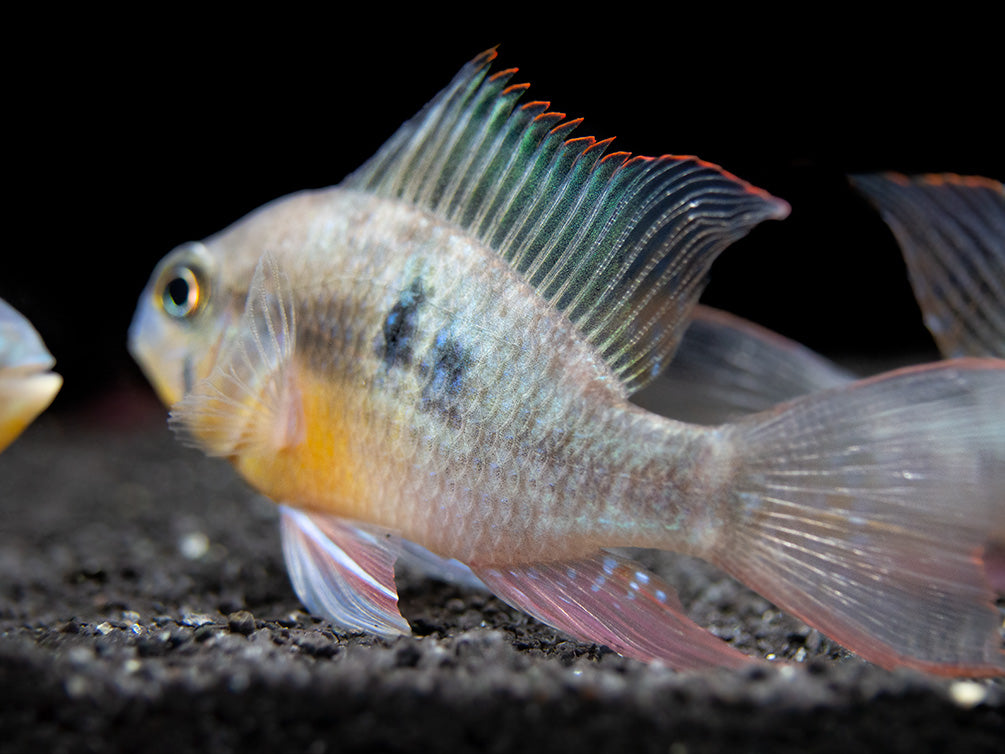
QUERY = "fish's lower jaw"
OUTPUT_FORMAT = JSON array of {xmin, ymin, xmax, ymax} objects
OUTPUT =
[
  {"xmin": 0, "ymin": 371, "xmax": 62, "ymax": 452},
  {"xmin": 127, "ymin": 302, "xmax": 187, "ymax": 407}
]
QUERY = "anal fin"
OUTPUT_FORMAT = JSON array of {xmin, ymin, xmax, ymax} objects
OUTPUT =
[
  {"xmin": 279, "ymin": 505, "xmax": 409, "ymax": 637},
  {"xmin": 474, "ymin": 550, "xmax": 755, "ymax": 670}
]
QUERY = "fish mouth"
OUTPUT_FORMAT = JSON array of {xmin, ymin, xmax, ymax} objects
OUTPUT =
[
  {"xmin": 1, "ymin": 353, "xmax": 57, "ymax": 378},
  {"xmin": 128, "ymin": 305, "xmax": 186, "ymax": 408},
  {"xmin": 0, "ymin": 366, "xmax": 62, "ymax": 452}
]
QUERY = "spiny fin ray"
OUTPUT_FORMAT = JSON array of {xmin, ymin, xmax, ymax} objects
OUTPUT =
[{"xmin": 346, "ymin": 50, "xmax": 789, "ymax": 393}]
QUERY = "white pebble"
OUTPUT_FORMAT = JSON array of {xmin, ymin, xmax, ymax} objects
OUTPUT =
[
  {"xmin": 178, "ymin": 531, "xmax": 210, "ymax": 560},
  {"xmin": 949, "ymin": 680, "xmax": 987, "ymax": 708}
]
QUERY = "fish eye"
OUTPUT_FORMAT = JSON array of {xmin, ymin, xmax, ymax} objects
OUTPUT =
[{"xmin": 159, "ymin": 264, "xmax": 206, "ymax": 319}]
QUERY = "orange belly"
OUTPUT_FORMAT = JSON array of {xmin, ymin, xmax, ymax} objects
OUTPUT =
[{"xmin": 233, "ymin": 365, "xmax": 395, "ymax": 522}]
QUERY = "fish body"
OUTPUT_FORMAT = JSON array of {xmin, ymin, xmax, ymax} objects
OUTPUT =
[
  {"xmin": 0, "ymin": 298, "xmax": 61, "ymax": 452},
  {"xmin": 130, "ymin": 51, "xmax": 1005, "ymax": 675},
  {"xmin": 171, "ymin": 189, "xmax": 722, "ymax": 565}
]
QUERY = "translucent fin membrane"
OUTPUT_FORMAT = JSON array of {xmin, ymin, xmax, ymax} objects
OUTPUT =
[
  {"xmin": 399, "ymin": 539, "xmax": 486, "ymax": 590},
  {"xmin": 476, "ymin": 550, "xmax": 755, "ymax": 670},
  {"xmin": 718, "ymin": 360, "xmax": 1005, "ymax": 675},
  {"xmin": 171, "ymin": 252, "xmax": 302, "ymax": 457},
  {"xmin": 851, "ymin": 173, "xmax": 1005, "ymax": 358},
  {"xmin": 347, "ymin": 50, "xmax": 789, "ymax": 393},
  {"xmin": 280, "ymin": 507, "xmax": 410, "ymax": 637},
  {"xmin": 649, "ymin": 305, "xmax": 853, "ymax": 424}
]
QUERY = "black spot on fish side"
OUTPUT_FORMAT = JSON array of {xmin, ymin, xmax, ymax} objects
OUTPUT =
[
  {"xmin": 420, "ymin": 330, "xmax": 471, "ymax": 429},
  {"xmin": 379, "ymin": 277, "xmax": 426, "ymax": 370}
]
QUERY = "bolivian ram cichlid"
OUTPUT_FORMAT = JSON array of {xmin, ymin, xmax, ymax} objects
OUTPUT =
[
  {"xmin": 129, "ymin": 50, "xmax": 1005, "ymax": 675},
  {"xmin": 0, "ymin": 298, "xmax": 61, "ymax": 453},
  {"xmin": 658, "ymin": 173, "xmax": 1005, "ymax": 425}
]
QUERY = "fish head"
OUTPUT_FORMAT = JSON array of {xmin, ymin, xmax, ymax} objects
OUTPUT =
[
  {"xmin": 130, "ymin": 190, "xmax": 326, "ymax": 410},
  {"xmin": 0, "ymin": 298, "xmax": 62, "ymax": 451},
  {"xmin": 129, "ymin": 240, "xmax": 237, "ymax": 407}
]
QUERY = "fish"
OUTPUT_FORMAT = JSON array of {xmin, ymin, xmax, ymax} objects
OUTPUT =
[
  {"xmin": 0, "ymin": 298, "xmax": 61, "ymax": 453},
  {"xmin": 129, "ymin": 49, "xmax": 1005, "ymax": 675},
  {"xmin": 851, "ymin": 172, "xmax": 1005, "ymax": 359}
]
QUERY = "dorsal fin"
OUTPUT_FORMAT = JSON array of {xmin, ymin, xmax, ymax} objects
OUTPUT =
[
  {"xmin": 345, "ymin": 49, "xmax": 790, "ymax": 393},
  {"xmin": 644, "ymin": 305, "xmax": 854, "ymax": 424}
]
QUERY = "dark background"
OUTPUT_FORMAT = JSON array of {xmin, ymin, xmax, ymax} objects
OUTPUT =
[
  {"xmin": 3, "ymin": 18, "xmax": 1003, "ymax": 752},
  {"xmin": 4, "ymin": 16, "xmax": 1002, "ymax": 409}
]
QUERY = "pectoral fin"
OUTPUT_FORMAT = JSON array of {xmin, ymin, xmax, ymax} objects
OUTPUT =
[
  {"xmin": 279, "ymin": 506, "xmax": 410, "ymax": 637},
  {"xmin": 474, "ymin": 550, "xmax": 755, "ymax": 670},
  {"xmin": 172, "ymin": 251, "xmax": 302, "ymax": 457}
]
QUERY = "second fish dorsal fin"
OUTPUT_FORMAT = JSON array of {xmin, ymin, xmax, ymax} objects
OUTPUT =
[
  {"xmin": 171, "ymin": 252, "xmax": 302, "ymax": 457},
  {"xmin": 851, "ymin": 173, "xmax": 1005, "ymax": 359},
  {"xmin": 346, "ymin": 49, "xmax": 790, "ymax": 393}
]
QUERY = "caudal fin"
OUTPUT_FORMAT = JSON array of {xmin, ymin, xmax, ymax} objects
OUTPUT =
[{"xmin": 715, "ymin": 359, "xmax": 1005, "ymax": 676}]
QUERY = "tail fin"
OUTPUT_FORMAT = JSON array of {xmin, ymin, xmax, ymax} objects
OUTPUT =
[{"xmin": 714, "ymin": 359, "xmax": 1005, "ymax": 676}]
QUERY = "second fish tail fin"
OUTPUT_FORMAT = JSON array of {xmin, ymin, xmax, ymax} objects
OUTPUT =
[{"xmin": 712, "ymin": 359, "xmax": 1005, "ymax": 676}]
